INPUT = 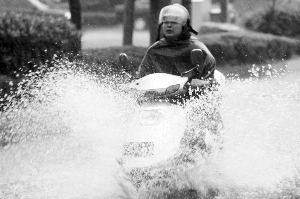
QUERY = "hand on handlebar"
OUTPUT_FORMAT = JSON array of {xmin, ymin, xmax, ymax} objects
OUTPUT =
[
  {"xmin": 134, "ymin": 71, "xmax": 141, "ymax": 79},
  {"xmin": 189, "ymin": 78, "xmax": 209, "ymax": 88}
]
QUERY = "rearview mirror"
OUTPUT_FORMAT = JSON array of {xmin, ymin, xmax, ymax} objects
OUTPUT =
[
  {"xmin": 118, "ymin": 53, "xmax": 133, "ymax": 79},
  {"xmin": 181, "ymin": 49, "xmax": 205, "ymax": 78},
  {"xmin": 119, "ymin": 53, "xmax": 129, "ymax": 69},
  {"xmin": 190, "ymin": 49, "xmax": 205, "ymax": 67}
]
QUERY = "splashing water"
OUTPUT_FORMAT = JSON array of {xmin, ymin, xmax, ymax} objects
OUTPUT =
[
  {"xmin": 186, "ymin": 64, "xmax": 300, "ymax": 198},
  {"xmin": 0, "ymin": 60, "xmax": 137, "ymax": 199},
  {"xmin": 0, "ymin": 58, "xmax": 299, "ymax": 199}
]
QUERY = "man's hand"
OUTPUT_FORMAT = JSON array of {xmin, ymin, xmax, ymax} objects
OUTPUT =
[
  {"xmin": 190, "ymin": 79, "xmax": 209, "ymax": 88},
  {"xmin": 134, "ymin": 71, "xmax": 141, "ymax": 79}
]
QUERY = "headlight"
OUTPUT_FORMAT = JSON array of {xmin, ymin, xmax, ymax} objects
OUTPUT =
[
  {"xmin": 165, "ymin": 84, "xmax": 180, "ymax": 94},
  {"xmin": 139, "ymin": 110, "xmax": 162, "ymax": 126}
]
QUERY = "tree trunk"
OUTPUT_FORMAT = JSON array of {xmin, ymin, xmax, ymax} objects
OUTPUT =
[
  {"xmin": 68, "ymin": 0, "xmax": 81, "ymax": 53},
  {"xmin": 182, "ymin": 0, "xmax": 192, "ymax": 19},
  {"xmin": 149, "ymin": 0, "xmax": 171, "ymax": 44},
  {"xmin": 68, "ymin": 0, "xmax": 82, "ymax": 30},
  {"xmin": 123, "ymin": 0, "xmax": 135, "ymax": 45},
  {"xmin": 220, "ymin": 0, "xmax": 228, "ymax": 22}
]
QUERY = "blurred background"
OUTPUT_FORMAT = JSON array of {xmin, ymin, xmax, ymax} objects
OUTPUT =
[
  {"xmin": 1, "ymin": 0, "xmax": 300, "ymax": 99},
  {"xmin": 2, "ymin": 0, "xmax": 300, "ymax": 48}
]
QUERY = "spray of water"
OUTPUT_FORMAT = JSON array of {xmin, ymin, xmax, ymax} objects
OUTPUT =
[
  {"xmin": 0, "ymin": 58, "xmax": 299, "ymax": 199},
  {"xmin": 185, "ymin": 65, "xmax": 300, "ymax": 198},
  {"xmin": 0, "ymin": 59, "xmax": 138, "ymax": 199}
]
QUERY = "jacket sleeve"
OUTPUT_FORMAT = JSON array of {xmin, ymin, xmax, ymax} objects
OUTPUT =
[
  {"xmin": 202, "ymin": 52, "xmax": 216, "ymax": 79},
  {"xmin": 137, "ymin": 50, "xmax": 154, "ymax": 78},
  {"xmin": 195, "ymin": 41, "xmax": 216, "ymax": 79}
]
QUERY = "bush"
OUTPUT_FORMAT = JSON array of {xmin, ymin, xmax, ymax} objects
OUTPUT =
[
  {"xmin": 243, "ymin": 8, "xmax": 300, "ymax": 39},
  {"xmin": 82, "ymin": 46, "xmax": 147, "ymax": 75},
  {"xmin": 199, "ymin": 31, "xmax": 300, "ymax": 66},
  {"xmin": 0, "ymin": 12, "xmax": 81, "ymax": 77}
]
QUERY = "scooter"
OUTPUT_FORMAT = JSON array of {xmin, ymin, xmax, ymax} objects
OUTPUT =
[{"xmin": 118, "ymin": 49, "xmax": 225, "ymax": 169}]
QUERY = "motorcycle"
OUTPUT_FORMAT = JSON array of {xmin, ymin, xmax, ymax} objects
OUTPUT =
[{"xmin": 118, "ymin": 49, "xmax": 225, "ymax": 169}]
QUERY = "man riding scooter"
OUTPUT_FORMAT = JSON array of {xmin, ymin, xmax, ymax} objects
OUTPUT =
[
  {"xmin": 136, "ymin": 3, "xmax": 223, "ymax": 154},
  {"xmin": 137, "ymin": 4, "xmax": 216, "ymax": 89},
  {"xmin": 118, "ymin": 4, "xmax": 224, "ymax": 194},
  {"xmin": 119, "ymin": 3, "xmax": 222, "ymax": 160}
]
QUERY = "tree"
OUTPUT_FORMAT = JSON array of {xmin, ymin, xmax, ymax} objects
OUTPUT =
[
  {"xmin": 123, "ymin": 0, "xmax": 135, "ymax": 45},
  {"xmin": 220, "ymin": 0, "xmax": 228, "ymax": 22},
  {"xmin": 68, "ymin": 0, "xmax": 82, "ymax": 30},
  {"xmin": 149, "ymin": 0, "xmax": 170, "ymax": 44},
  {"xmin": 122, "ymin": 0, "xmax": 176, "ymax": 45},
  {"xmin": 182, "ymin": 0, "xmax": 192, "ymax": 18},
  {"xmin": 68, "ymin": 0, "xmax": 82, "ymax": 53}
]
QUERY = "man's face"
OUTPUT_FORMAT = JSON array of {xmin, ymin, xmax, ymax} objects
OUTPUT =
[{"xmin": 162, "ymin": 21, "xmax": 182, "ymax": 40}]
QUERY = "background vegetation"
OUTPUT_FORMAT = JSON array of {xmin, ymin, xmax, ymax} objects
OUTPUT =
[
  {"xmin": 1, "ymin": 0, "xmax": 300, "ymax": 102},
  {"xmin": 243, "ymin": 6, "xmax": 300, "ymax": 39},
  {"xmin": 0, "ymin": 12, "xmax": 80, "ymax": 77},
  {"xmin": 0, "ymin": 12, "xmax": 81, "ymax": 100},
  {"xmin": 81, "ymin": 31, "xmax": 300, "ymax": 78},
  {"xmin": 39, "ymin": 0, "xmax": 121, "ymax": 27}
]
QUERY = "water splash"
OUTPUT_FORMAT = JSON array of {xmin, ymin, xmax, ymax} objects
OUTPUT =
[
  {"xmin": 0, "ymin": 58, "xmax": 299, "ymax": 199},
  {"xmin": 0, "ymin": 59, "xmax": 137, "ymax": 199},
  {"xmin": 186, "ymin": 70, "xmax": 300, "ymax": 198}
]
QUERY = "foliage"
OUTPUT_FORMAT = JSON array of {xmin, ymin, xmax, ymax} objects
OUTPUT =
[
  {"xmin": 0, "ymin": 12, "xmax": 81, "ymax": 77},
  {"xmin": 200, "ymin": 31, "xmax": 300, "ymax": 66},
  {"xmin": 243, "ymin": 7, "xmax": 300, "ymax": 38},
  {"xmin": 82, "ymin": 46, "xmax": 147, "ymax": 75}
]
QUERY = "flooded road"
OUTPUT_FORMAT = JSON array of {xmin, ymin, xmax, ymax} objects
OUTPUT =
[{"xmin": 0, "ymin": 58, "xmax": 299, "ymax": 198}]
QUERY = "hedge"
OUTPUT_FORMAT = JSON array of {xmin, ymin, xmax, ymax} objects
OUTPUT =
[
  {"xmin": 243, "ymin": 8, "xmax": 300, "ymax": 39},
  {"xmin": 82, "ymin": 45, "xmax": 146, "ymax": 75},
  {"xmin": 199, "ymin": 31, "xmax": 300, "ymax": 66},
  {"xmin": 0, "ymin": 12, "xmax": 81, "ymax": 77}
]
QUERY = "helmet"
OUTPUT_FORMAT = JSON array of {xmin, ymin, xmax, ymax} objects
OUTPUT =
[
  {"xmin": 158, "ymin": 4, "xmax": 190, "ymax": 26},
  {"xmin": 156, "ymin": 4, "xmax": 198, "ymax": 41}
]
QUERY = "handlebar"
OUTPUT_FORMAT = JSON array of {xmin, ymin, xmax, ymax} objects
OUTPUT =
[
  {"xmin": 181, "ymin": 49, "xmax": 206, "ymax": 82},
  {"xmin": 119, "ymin": 48, "xmax": 207, "ymax": 82}
]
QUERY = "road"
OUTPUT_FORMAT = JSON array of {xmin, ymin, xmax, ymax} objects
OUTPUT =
[{"xmin": 82, "ymin": 25, "xmax": 150, "ymax": 49}]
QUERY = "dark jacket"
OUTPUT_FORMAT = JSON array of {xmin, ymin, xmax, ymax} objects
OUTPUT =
[{"xmin": 138, "ymin": 36, "xmax": 216, "ymax": 79}]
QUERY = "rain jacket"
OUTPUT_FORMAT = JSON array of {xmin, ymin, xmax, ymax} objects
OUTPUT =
[{"xmin": 138, "ymin": 36, "xmax": 216, "ymax": 79}]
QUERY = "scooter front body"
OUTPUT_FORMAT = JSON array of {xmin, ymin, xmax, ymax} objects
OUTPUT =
[
  {"xmin": 120, "ymin": 73, "xmax": 190, "ymax": 168},
  {"xmin": 121, "ymin": 71, "xmax": 225, "ymax": 169},
  {"xmin": 121, "ymin": 101, "xmax": 186, "ymax": 168}
]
